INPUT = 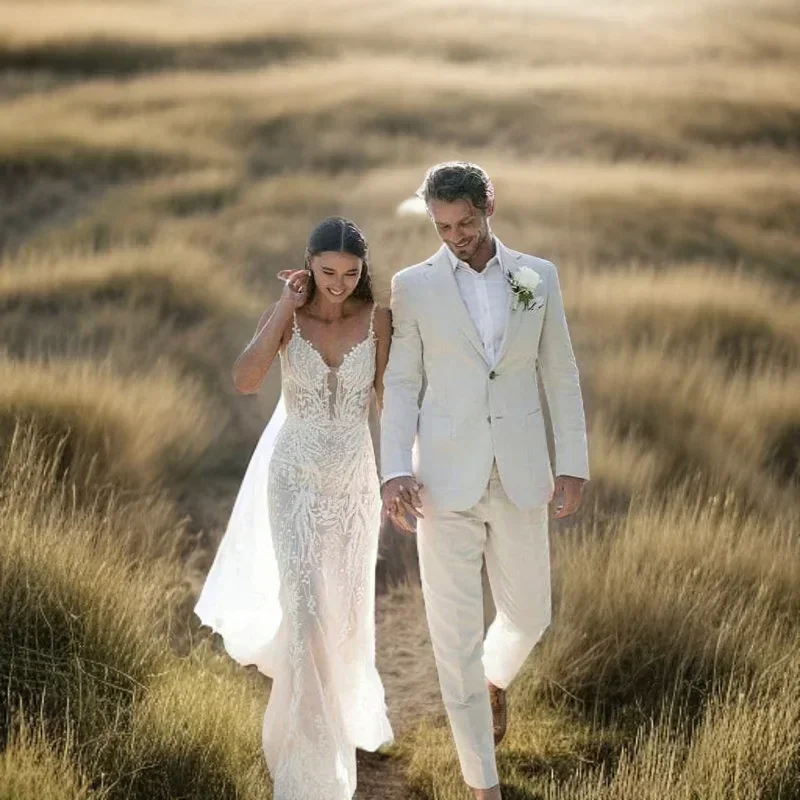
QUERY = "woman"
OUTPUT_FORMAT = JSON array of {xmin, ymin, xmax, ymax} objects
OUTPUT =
[{"xmin": 195, "ymin": 217, "xmax": 394, "ymax": 799}]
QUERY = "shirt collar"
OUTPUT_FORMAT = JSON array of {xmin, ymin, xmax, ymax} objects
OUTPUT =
[{"xmin": 446, "ymin": 235, "xmax": 503, "ymax": 274}]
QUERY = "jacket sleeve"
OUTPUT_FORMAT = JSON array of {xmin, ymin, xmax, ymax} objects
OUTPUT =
[
  {"xmin": 537, "ymin": 262, "xmax": 590, "ymax": 480},
  {"xmin": 379, "ymin": 272, "xmax": 423, "ymax": 481}
]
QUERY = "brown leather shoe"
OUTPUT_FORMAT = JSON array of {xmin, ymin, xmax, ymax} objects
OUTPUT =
[{"xmin": 488, "ymin": 683, "xmax": 507, "ymax": 745}]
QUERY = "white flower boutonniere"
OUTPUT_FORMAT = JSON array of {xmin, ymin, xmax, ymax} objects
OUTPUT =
[{"xmin": 507, "ymin": 266, "xmax": 542, "ymax": 311}]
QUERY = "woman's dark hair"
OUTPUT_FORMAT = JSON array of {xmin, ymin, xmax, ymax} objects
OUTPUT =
[
  {"xmin": 304, "ymin": 216, "xmax": 374, "ymax": 303},
  {"xmin": 416, "ymin": 161, "xmax": 495, "ymax": 213}
]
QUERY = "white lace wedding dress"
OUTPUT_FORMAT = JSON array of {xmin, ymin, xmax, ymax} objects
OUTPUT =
[{"xmin": 194, "ymin": 304, "xmax": 393, "ymax": 800}]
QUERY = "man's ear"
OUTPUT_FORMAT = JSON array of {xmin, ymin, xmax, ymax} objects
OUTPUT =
[{"xmin": 485, "ymin": 197, "xmax": 496, "ymax": 218}]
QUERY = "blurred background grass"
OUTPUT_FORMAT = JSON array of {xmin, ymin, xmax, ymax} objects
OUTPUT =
[{"xmin": 0, "ymin": 0, "xmax": 798, "ymax": 797}]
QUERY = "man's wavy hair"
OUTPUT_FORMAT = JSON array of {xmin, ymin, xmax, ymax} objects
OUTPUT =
[
  {"xmin": 415, "ymin": 161, "xmax": 495, "ymax": 213},
  {"xmin": 303, "ymin": 216, "xmax": 374, "ymax": 303}
]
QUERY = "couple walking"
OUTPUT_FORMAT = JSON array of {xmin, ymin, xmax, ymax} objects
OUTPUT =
[{"xmin": 195, "ymin": 162, "xmax": 590, "ymax": 799}]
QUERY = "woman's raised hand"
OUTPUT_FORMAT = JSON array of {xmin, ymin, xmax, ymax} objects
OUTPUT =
[{"xmin": 277, "ymin": 269, "xmax": 311, "ymax": 309}]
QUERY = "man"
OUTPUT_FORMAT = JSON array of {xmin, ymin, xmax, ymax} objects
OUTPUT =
[{"xmin": 380, "ymin": 162, "xmax": 589, "ymax": 800}]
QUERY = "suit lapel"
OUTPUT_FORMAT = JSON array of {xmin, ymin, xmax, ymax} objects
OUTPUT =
[
  {"xmin": 494, "ymin": 244, "xmax": 525, "ymax": 367},
  {"xmin": 425, "ymin": 246, "xmax": 488, "ymax": 364}
]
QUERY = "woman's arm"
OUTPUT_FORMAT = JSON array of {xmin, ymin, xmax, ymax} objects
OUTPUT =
[
  {"xmin": 231, "ymin": 299, "xmax": 293, "ymax": 394},
  {"xmin": 372, "ymin": 305, "xmax": 393, "ymax": 412},
  {"xmin": 232, "ymin": 268, "xmax": 310, "ymax": 395},
  {"xmin": 232, "ymin": 269, "xmax": 310, "ymax": 394}
]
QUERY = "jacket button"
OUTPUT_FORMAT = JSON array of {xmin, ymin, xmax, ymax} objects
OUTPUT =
[{"xmin": 488, "ymin": 370, "xmax": 497, "ymax": 380}]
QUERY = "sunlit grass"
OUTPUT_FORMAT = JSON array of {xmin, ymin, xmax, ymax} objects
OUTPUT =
[
  {"xmin": 0, "ymin": 715, "xmax": 104, "ymax": 800},
  {"xmin": 0, "ymin": 421, "xmax": 270, "ymax": 799},
  {"xmin": 571, "ymin": 265, "xmax": 800, "ymax": 368},
  {"xmin": 0, "ymin": 355, "xmax": 221, "ymax": 490},
  {"xmin": 0, "ymin": 241, "xmax": 259, "ymax": 317},
  {"xmin": 586, "ymin": 347, "xmax": 800, "ymax": 508}
]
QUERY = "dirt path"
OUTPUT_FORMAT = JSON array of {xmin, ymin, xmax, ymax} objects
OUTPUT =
[{"xmin": 355, "ymin": 586, "xmax": 443, "ymax": 799}]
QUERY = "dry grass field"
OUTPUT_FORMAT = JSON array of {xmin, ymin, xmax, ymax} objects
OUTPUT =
[{"xmin": 1, "ymin": 0, "xmax": 799, "ymax": 797}]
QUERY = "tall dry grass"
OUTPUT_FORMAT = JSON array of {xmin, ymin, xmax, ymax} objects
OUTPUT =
[
  {"xmin": 0, "ymin": 716, "xmax": 102, "ymax": 800},
  {"xmin": 0, "ymin": 354, "xmax": 221, "ymax": 491},
  {"xmin": 0, "ymin": 421, "xmax": 270, "ymax": 799}
]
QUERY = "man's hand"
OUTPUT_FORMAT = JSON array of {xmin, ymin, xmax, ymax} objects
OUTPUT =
[
  {"xmin": 552, "ymin": 475, "xmax": 587, "ymax": 519},
  {"xmin": 382, "ymin": 476, "xmax": 424, "ymax": 533}
]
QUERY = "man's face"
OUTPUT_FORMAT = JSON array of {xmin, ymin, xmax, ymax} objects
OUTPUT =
[{"xmin": 428, "ymin": 197, "xmax": 493, "ymax": 262}]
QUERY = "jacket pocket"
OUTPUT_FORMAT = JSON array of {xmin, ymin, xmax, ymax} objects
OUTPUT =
[{"xmin": 523, "ymin": 405, "xmax": 548, "ymax": 468}]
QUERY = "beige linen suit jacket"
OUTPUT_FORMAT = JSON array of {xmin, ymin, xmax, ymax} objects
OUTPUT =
[{"xmin": 380, "ymin": 240, "xmax": 589, "ymax": 511}]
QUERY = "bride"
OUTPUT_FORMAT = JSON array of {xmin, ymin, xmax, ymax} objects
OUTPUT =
[{"xmin": 194, "ymin": 217, "xmax": 394, "ymax": 799}]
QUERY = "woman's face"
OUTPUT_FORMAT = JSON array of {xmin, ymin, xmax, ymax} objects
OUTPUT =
[{"xmin": 309, "ymin": 251, "xmax": 363, "ymax": 304}]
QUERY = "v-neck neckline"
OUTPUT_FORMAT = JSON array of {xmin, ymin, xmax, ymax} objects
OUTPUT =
[{"xmin": 292, "ymin": 307, "xmax": 375, "ymax": 372}]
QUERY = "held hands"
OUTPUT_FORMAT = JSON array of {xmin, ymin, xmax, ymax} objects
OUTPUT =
[
  {"xmin": 277, "ymin": 269, "xmax": 311, "ymax": 309},
  {"xmin": 382, "ymin": 474, "xmax": 586, "ymax": 527},
  {"xmin": 381, "ymin": 477, "xmax": 424, "ymax": 534},
  {"xmin": 552, "ymin": 475, "xmax": 587, "ymax": 519}
]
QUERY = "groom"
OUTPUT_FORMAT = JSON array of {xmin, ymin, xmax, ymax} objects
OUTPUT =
[{"xmin": 380, "ymin": 162, "xmax": 589, "ymax": 799}]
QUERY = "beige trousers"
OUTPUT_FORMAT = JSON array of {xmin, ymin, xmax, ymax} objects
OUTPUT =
[{"xmin": 417, "ymin": 463, "xmax": 551, "ymax": 789}]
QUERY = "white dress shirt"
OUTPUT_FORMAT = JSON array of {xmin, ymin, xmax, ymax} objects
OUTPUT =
[{"xmin": 445, "ymin": 236, "xmax": 509, "ymax": 366}]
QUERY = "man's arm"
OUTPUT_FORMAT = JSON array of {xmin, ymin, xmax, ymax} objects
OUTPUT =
[
  {"xmin": 372, "ymin": 306, "xmax": 393, "ymax": 412},
  {"xmin": 380, "ymin": 273, "xmax": 425, "ymax": 532},
  {"xmin": 380, "ymin": 273, "xmax": 424, "ymax": 480},
  {"xmin": 537, "ymin": 262, "xmax": 590, "ymax": 484}
]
